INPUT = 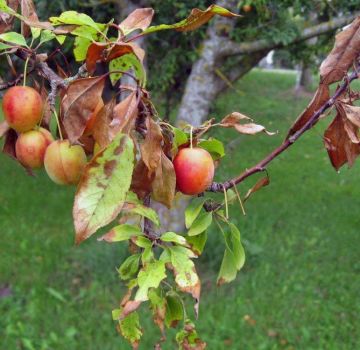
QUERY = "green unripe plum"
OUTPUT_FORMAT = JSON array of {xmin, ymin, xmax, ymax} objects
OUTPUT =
[{"xmin": 44, "ymin": 140, "xmax": 87, "ymax": 185}]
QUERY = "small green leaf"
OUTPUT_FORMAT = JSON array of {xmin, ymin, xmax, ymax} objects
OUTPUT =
[
  {"xmin": 198, "ymin": 138, "xmax": 225, "ymax": 160},
  {"xmin": 55, "ymin": 35, "xmax": 66, "ymax": 44},
  {"xmin": 186, "ymin": 231, "xmax": 207, "ymax": 256},
  {"xmin": 99, "ymin": 224, "xmax": 142, "ymax": 243},
  {"xmin": 118, "ymin": 253, "xmax": 141, "ymax": 280},
  {"xmin": 50, "ymin": 11, "xmax": 104, "ymax": 32},
  {"xmin": 73, "ymin": 36, "xmax": 91, "ymax": 61},
  {"xmin": 141, "ymin": 246, "xmax": 154, "ymax": 264},
  {"xmin": 112, "ymin": 308, "xmax": 121, "ymax": 320},
  {"xmin": 0, "ymin": 32, "xmax": 27, "ymax": 47},
  {"xmin": 31, "ymin": 27, "xmax": 41, "ymax": 40},
  {"xmin": 39, "ymin": 30, "xmax": 56, "ymax": 45},
  {"xmin": 0, "ymin": 42, "xmax": 12, "ymax": 51},
  {"xmin": 161, "ymin": 232, "xmax": 188, "ymax": 246},
  {"xmin": 118, "ymin": 312, "xmax": 142, "ymax": 347},
  {"xmin": 125, "ymin": 193, "xmax": 160, "ymax": 226},
  {"xmin": 188, "ymin": 212, "xmax": 212, "ymax": 236},
  {"xmin": 134, "ymin": 236, "xmax": 152, "ymax": 248},
  {"xmin": 0, "ymin": 0, "xmax": 17, "ymax": 15},
  {"xmin": 185, "ymin": 198, "xmax": 206, "ymax": 229},
  {"xmin": 172, "ymin": 127, "xmax": 188, "ymax": 148},
  {"xmin": 165, "ymin": 294, "xmax": 184, "ymax": 328},
  {"xmin": 135, "ymin": 260, "xmax": 166, "ymax": 301}
]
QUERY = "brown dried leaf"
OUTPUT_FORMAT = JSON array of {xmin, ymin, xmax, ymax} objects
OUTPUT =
[
  {"xmin": 0, "ymin": 0, "xmax": 18, "ymax": 34},
  {"xmin": 287, "ymin": 84, "xmax": 330, "ymax": 138},
  {"xmin": 119, "ymin": 8, "xmax": 154, "ymax": 34},
  {"xmin": 39, "ymin": 84, "xmax": 51, "ymax": 128},
  {"xmin": 21, "ymin": 0, "xmax": 38, "ymax": 37},
  {"xmin": 140, "ymin": 118, "xmax": 163, "ymax": 174},
  {"xmin": 340, "ymin": 103, "xmax": 360, "ymax": 128},
  {"xmin": 0, "ymin": 121, "xmax": 9, "ymax": 138},
  {"xmin": 2, "ymin": 128, "xmax": 17, "ymax": 159},
  {"xmin": 221, "ymin": 112, "xmax": 275, "ymax": 135},
  {"xmin": 324, "ymin": 109, "xmax": 360, "ymax": 170},
  {"xmin": 152, "ymin": 151, "xmax": 176, "ymax": 208},
  {"xmin": 130, "ymin": 159, "xmax": 155, "ymax": 199},
  {"xmin": 320, "ymin": 17, "xmax": 360, "ymax": 84},
  {"xmin": 62, "ymin": 76, "xmax": 105, "ymax": 143},
  {"xmin": 93, "ymin": 98, "xmax": 115, "ymax": 148},
  {"xmin": 118, "ymin": 300, "xmax": 142, "ymax": 320},
  {"xmin": 111, "ymin": 91, "xmax": 138, "ymax": 135},
  {"xmin": 244, "ymin": 176, "xmax": 270, "ymax": 202}
]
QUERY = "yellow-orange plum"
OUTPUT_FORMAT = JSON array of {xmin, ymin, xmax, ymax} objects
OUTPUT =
[
  {"xmin": 15, "ymin": 128, "xmax": 53, "ymax": 168},
  {"xmin": 2, "ymin": 86, "xmax": 43, "ymax": 132},
  {"xmin": 173, "ymin": 147, "xmax": 215, "ymax": 195},
  {"xmin": 44, "ymin": 140, "xmax": 87, "ymax": 185}
]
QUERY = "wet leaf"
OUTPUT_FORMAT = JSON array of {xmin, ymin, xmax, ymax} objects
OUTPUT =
[
  {"xmin": 119, "ymin": 8, "xmax": 154, "ymax": 35},
  {"xmin": 244, "ymin": 176, "xmax": 270, "ymax": 202},
  {"xmin": 152, "ymin": 151, "xmax": 176, "ymax": 208},
  {"xmin": 144, "ymin": 4, "xmax": 240, "ymax": 34},
  {"xmin": 99, "ymin": 224, "xmax": 142, "ymax": 243},
  {"xmin": 188, "ymin": 212, "xmax": 212, "ymax": 236},
  {"xmin": 74, "ymin": 133, "xmax": 134, "ymax": 244},
  {"xmin": 135, "ymin": 260, "xmax": 166, "ymax": 301},
  {"xmin": 140, "ymin": 118, "xmax": 163, "ymax": 175},
  {"xmin": 62, "ymin": 76, "xmax": 105, "ymax": 143},
  {"xmin": 320, "ymin": 17, "xmax": 360, "ymax": 84}
]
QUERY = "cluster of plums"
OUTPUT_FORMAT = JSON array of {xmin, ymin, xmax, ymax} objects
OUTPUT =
[
  {"xmin": 2, "ymin": 86, "xmax": 87, "ymax": 185},
  {"xmin": 2, "ymin": 85, "xmax": 215, "ymax": 194}
]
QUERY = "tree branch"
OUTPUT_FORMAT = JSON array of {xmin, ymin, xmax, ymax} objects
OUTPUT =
[
  {"xmin": 208, "ymin": 69, "xmax": 360, "ymax": 193},
  {"xmin": 221, "ymin": 13, "xmax": 360, "ymax": 57}
]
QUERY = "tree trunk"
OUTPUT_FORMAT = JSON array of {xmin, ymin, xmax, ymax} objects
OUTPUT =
[{"xmin": 299, "ymin": 64, "xmax": 313, "ymax": 92}]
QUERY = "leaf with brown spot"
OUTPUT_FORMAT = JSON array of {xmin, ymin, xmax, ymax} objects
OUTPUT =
[
  {"xmin": 0, "ymin": 121, "xmax": 9, "ymax": 138},
  {"xmin": 21, "ymin": 0, "xmax": 38, "ymax": 37},
  {"xmin": 148, "ymin": 289, "xmax": 166, "ymax": 335},
  {"xmin": 73, "ymin": 133, "xmax": 134, "ymax": 244},
  {"xmin": 320, "ymin": 17, "xmax": 360, "ymax": 84},
  {"xmin": 61, "ymin": 75, "xmax": 105, "ymax": 143},
  {"xmin": 117, "ymin": 300, "xmax": 142, "ymax": 320},
  {"xmin": 244, "ymin": 176, "xmax": 270, "ymax": 202},
  {"xmin": 287, "ymin": 84, "xmax": 330, "ymax": 138},
  {"xmin": 92, "ymin": 98, "xmax": 115, "ymax": 148},
  {"xmin": 152, "ymin": 151, "xmax": 176, "ymax": 208},
  {"xmin": 119, "ymin": 8, "xmax": 154, "ymax": 35},
  {"xmin": 324, "ymin": 108, "xmax": 360, "ymax": 170},
  {"xmin": 140, "ymin": 118, "xmax": 163, "ymax": 175},
  {"xmin": 220, "ymin": 112, "xmax": 275, "ymax": 135},
  {"xmin": 130, "ymin": 159, "xmax": 155, "ymax": 199},
  {"xmin": 111, "ymin": 91, "xmax": 138, "ymax": 135},
  {"xmin": 176, "ymin": 320, "xmax": 206, "ymax": 350}
]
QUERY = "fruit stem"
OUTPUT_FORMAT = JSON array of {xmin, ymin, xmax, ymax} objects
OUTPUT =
[
  {"xmin": 223, "ymin": 187, "xmax": 229, "ymax": 219},
  {"xmin": 53, "ymin": 109, "xmax": 63, "ymax": 140},
  {"xmin": 232, "ymin": 182, "xmax": 246, "ymax": 216},
  {"xmin": 23, "ymin": 57, "xmax": 30, "ymax": 86}
]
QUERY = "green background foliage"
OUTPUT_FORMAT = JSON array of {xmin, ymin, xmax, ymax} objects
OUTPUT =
[{"xmin": 1, "ymin": 70, "xmax": 359, "ymax": 349}]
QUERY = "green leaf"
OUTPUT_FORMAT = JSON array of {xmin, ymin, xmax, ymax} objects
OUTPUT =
[
  {"xmin": 198, "ymin": 138, "xmax": 225, "ymax": 160},
  {"xmin": 141, "ymin": 245, "xmax": 154, "ymax": 264},
  {"xmin": 161, "ymin": 232, "xmax": 188, "ymax": 246},
  {"xmin": 50, "ymin": 11, "xmax": 104, "ymax": 32},
  {"xmin": 99, "ymin": 224, "xmax": 142, "ymax": 243},
  {"xmin": 165, "ymin": 294, "xmax": 184, "ymax": 328},
  {"xmin": 172, "ymin": 127, "xmax": 188, "ymax": 148},
  {"xmin": 112, "ymin": 308, "xmax": 121, "ymax": 320},
  {"xmin": 135, "ymin": 260, "xmax": 166, "ymax": 301},
  {"xmin": 0, "ymin": 32, "xmax": 27, "ymax": 47},
  {"xmin": 118, "ymin": 254, "xmax": 141, "ymax": 280},
  {"xmin": 39, "ymin": 30, "xmax": 56, "ymax": 45},
  {"xmin": 31, "ymin": 27, "xmax": 41, "ymax": 40},
  {"xmin": 185, "ymin": 198, "xmax": 206, "ymax": 229},
  {"xmin": 186, "ymin": 231, "xmax": 207, "ymax": 256},
  {"xmin": 125, "ymin": 192, "xmax": 160, "ymax": 226},
  {"xmin": 133, "ymin": 236, "xmax": 152, "ymax": 248},
  {"xmin": 118, "ymin": 312, "xmax": 142, "ymax": 348},
  {"xmin": 144, "ymin": 4, "xmax": 240, "ymax": 34},
  {"xmin": 109, "ymin": 53, "xmax": 146, "ymax": 87},
  {"xmin": 0, "ymin": 0, "xmax": 17, "ymax": 15},
  {"xmin": 71, "ymin": 25, "xmax": 99, "ymax": 41},
  {"xmin": 187, "ymin": 212, "xmax": 212, "ymax": 236},
  {"xmin": 0, "ymin": 42, "xmax": 12, "ymax": 51},
  {"xmin": 73, "ymin": 36, "xmax": 91, "ymax": 61},
  {"xmin": 74, "ymin": 133, "xmax": 134, "ymax": 244},
  {"xmin": 55, "ymin": 35, "xmax": 66, "ymax": 45},
  {"xmin": 217, "ymin": 223, "xmax": 245, "ymax": 285}
]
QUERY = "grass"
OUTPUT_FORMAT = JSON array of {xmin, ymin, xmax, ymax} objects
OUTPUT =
[{"xmin": 1, "ymin": 70, "xmax": 360, "ymax": 349}]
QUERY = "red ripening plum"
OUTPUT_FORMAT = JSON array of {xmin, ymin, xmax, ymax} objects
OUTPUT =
[
  {"xmin": 44, "ymin": 140, "xmax": 87, "ymax": 185},
  {"xmin": 15, "ymin": 128, "xmax": 54, "ymax": 169},
  {"xmin": 173, "ymin": 147, "xmax": 215, "ymax": 195},
  {"xmin": 2, "ymin": 86, "xmax": 43, "ymax": 132}
]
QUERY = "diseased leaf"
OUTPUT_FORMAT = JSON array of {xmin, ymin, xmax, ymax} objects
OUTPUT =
[
  {"xmin": 135, "ymin": 260, "xmax": 166, "ymax": 301},
  {"xmin": 221, "ymin": 112, "xmax": 275, "ymax": 135},
  {"xmin": 148, "ymin": 289, "xmax": 166, "ymax": 334},
  {"xmin": 165, "ymin": 294, "xmax": 183, "ymax": 328},
  {"xmin": 119, "ymin": 8, "xmax": 154, "ymax": 35},
  {"xmin": 118, "ymin": 253, "xmax": 141, "ymax": 280},
  {"xmin": 130, "ymin": 159, "xmax": 154, "ymax": 199},
  {"xmin": 74, "ymin": 133, "xmax": 134, "ymax": 244},
  {"xmin": 161, "ymin": 232, "xmax": 188, "ymax": 246},
  {"xmin": 118, "ymin": 311, "xmax": 142, "ymax": 349},
  {"xmin": 0, "ymin": 31, "xmax": 27, "ymax": 46},
  {"xmin": 140, "ymin": 118, "xmax": 163, "ymax": 175},
  {"xmin": 186, "ymin": 232, "xmax": 207, "ymax": 256},
  {"xmin": 185, "ymin": 198, "xmax": 206, "ymax": 229},
  {"xmin": 50, "ymin": 11, "xmax": 105, "ymax": 32},
  {"xmin": 176, "ymin": 320, "xmax": 206, "ymax": 350},
  {"xmin": 198, "ymin": 138, "xmax": 225, "ymax": 159},
  {"xmin": 62, "ymin": 76, "xmax": 105, "ymax": 143},
  {"xmin": 111, "ymin": 91, "xmax": 138, "ymax": 135},
  {"xmin": 244, "ymin": 176, "xmax": 270, "ymax": 202},
  {"xmin": 92, "ymin": 98, "xmax": 115, "ymax": 149},
  {"xmin": 287, "ymin": 84, "xmax": 330, "ymax": 138},
  {"xmin": 21, "ymin": 0, "xmax": 39, "ymax": 37},
  {"xmin": 144, "ymin": 4, "xmax": 240, "ymax": 34},
  {"xmin": 188, "ymin": 212, "xmax": 212, "ymax": 236},
  {"xmin": 320, "ymin": 17, "xmax": 360, "ymax": 84},
  {"xmin": 152, "ymin": 151, "xmax": 176, "ymax": 208},
  {"xmin": 99, "ymin": 224, "xmax": 142, "ymax": 243}
]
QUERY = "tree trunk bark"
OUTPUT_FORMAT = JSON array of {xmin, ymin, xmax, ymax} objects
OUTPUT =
[{"xmin": 299, "ymin": 64, "xmax": 313, "ymax": 92}]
